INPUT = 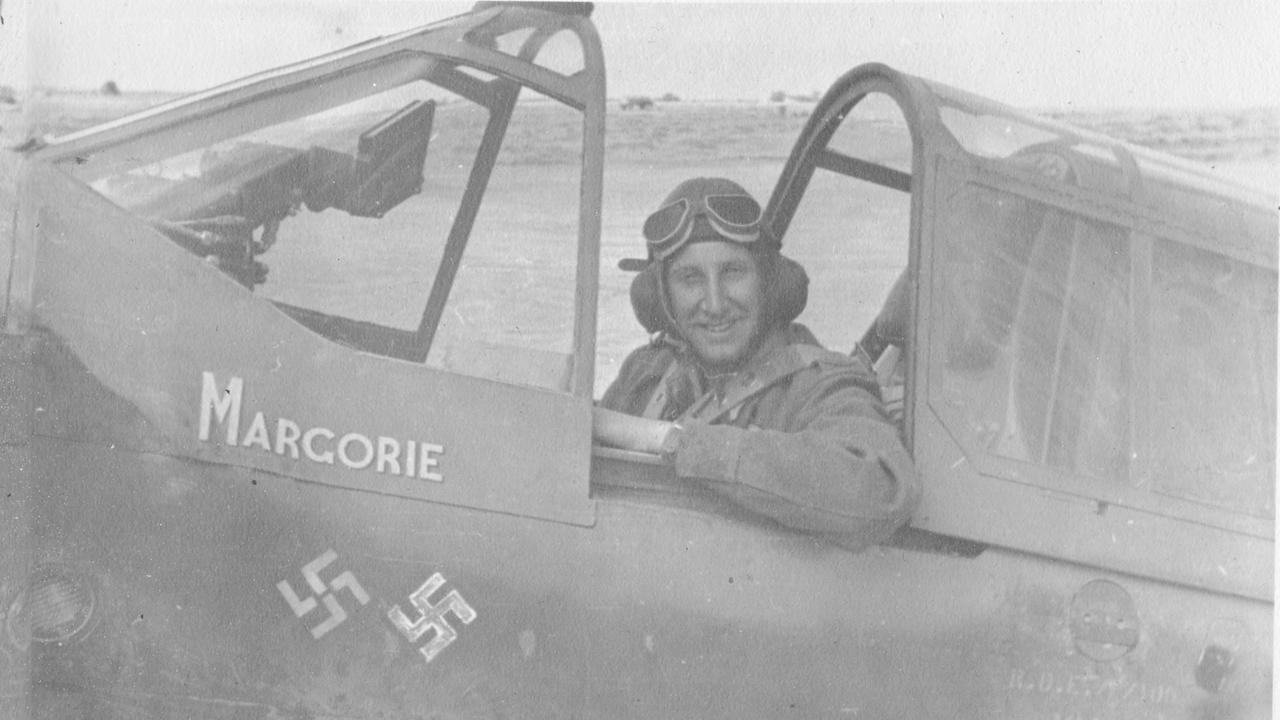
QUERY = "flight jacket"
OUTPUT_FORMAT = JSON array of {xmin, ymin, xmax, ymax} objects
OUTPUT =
[{"xmin": 600, "ymin": 324, "xmax": 920, "ymax": 547}]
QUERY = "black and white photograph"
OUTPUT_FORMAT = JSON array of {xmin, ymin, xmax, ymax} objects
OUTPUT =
[{"xmin": 0, "ymin": 1, "xmax": 1275, "ymax": 717}]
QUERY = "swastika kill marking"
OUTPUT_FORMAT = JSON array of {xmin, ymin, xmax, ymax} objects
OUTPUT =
[
  {"xmin": 277, "ymin": 549, "xmax": 370, "ymax": 639},
  {"xmin": 387, "ymin": 572, "xmax": 477, "ymax": 663}
]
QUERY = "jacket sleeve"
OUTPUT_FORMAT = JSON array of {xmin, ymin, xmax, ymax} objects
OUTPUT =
[{"xmin": 670, "ymin": 363, "xmax": 920, "ymax": 547}]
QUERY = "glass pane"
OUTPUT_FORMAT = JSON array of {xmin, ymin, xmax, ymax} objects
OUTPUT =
[
  {"xmin": 90, "ymin": 80, "xmax": 482, "ymax": 338},
  {"xmin": 939, "ymin": 103, "xmax": 1124, "ymax": 191},
  {"xmin": 784, "ymin": 173, "xmax": 908, "ymax": 356},
  {"xmin": 476, "ymin": 19, "xmax": 584, "ymax": 77},
  {"xmin": 492, "ymin": 27, "xmax": 535, "ymax": 56},
  {"xmin": 783, "ymin": 92, "xmax": 911, "ymax": 356},
  {"xmin": 939, "ymin": 104, "xmax": 1064, "ymax": 160},
  {"xmin": 933, "ymin": 184, "xmax": 1132, "ymax": 482},
  {"xmin": 257, "ymin": 87, "xmax": 485, "ymax": 330},
  {"xmin": 534, "ymin": 29, "xmax": 586, "ymax": 77},
  {"xmin": 826, "ymin": 93, "xmax": 913, "ymax": 175},
  {"xmin": 1149, "ymin": 241, "xmax": 1276, "ymax": 517},
  {"xmin": 83, "ymin": 71, "xmax": 587, "ymax": 393},
  {"xmin": 426, "ymin": 91, "xmax": 581, "ymax": 390}
]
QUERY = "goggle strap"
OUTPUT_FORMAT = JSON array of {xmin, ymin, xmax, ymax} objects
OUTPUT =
[
  {"xmin": 656, "ymin": 220, "xmax": 696, "ymax": 260},
  {"xmin": 709, "ymin": 227, "xmax": 761, "ymax": 245}
]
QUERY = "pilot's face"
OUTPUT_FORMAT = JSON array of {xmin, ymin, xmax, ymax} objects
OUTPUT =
[{"xmin": 665, "ymin": 240, "xmax": 764, "ymax": 371}]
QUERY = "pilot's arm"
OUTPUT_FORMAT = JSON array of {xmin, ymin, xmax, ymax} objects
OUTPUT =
[{"xmin": 595, "ymin": 361, "xmax": 919, "ymax": 547}]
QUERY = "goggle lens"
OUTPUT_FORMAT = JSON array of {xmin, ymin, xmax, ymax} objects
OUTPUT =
[
  {"xmin": 705, "ymin": 194, "xmax": 761, "ymax": 227},
  {"xmin": 642, "ymin": 199, "xmax": 691, "ymax": 254},
  {"xmin": 641, "ymin": 193, "xmax": 764, "ymax": 260}
]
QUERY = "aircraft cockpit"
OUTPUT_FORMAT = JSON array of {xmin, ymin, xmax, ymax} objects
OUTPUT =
[
  {"xmin": 2, "ymin": 3, "xmax": 1272, "ymax": 717},
  {"xmin": 759, "ymin": 65, "xmax": 1274, "ymax": 600}
]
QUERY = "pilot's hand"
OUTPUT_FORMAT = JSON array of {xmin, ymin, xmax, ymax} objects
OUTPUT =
[{"xmin": 592, "ymin": 407, "xmax": 679, "ymax": 457}]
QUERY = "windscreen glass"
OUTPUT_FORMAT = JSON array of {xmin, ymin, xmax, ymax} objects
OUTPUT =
[
  {"xmin": 86, "ymin": 80, "xmax": 471, "ymax": 333},
  {"xmin": 784, "ymin": 92, "xmax": 911, "ymax": 358},
  {"xmin": 78, "ymin": 71, "xmax": 583, "ymax": 391},
  {"xmin": 931, "ymin": 182, "xmax": 1276, "ymax": 519},
  {"xmin": 932, "ymin": 184, "xmax": 1133, "ymax": 483},
  {"xmin": 1148, "ymin": 239, "xmax": 1276, "ymax": 517},
  {"xmin": 939, "ymin": 103, "xmax": 1123, "ymax": 186}
]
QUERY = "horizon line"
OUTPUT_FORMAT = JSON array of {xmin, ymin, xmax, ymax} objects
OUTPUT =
[{"xmin": 10, "ymin": 85, "xmax": 1279, "ymax": 117}]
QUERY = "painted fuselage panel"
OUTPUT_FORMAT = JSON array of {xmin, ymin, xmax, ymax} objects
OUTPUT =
[{"xmin": 17, "ymin": 418, "xmax": 1271, "ymax": 719}]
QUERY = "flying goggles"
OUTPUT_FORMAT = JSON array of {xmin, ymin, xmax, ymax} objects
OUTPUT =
[{"xmin": 641, "ymin": 193, "xmax": 764, "ymax": 261}]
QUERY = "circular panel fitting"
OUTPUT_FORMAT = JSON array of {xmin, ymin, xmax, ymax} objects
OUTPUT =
[
  {"xmin": 9, "ymin": 565, "xmax": 99, "ymax": 647},
  {"xmin": 1068, "ymin": 579, "xmax": 1139, "ymax": 662}
]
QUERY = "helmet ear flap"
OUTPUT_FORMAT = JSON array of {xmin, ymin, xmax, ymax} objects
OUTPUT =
[
  {"xmin": 767, "ymin": 254, "xmax": 809, "ymax": 326},
  {"xmin": 629, "ymin": 262, "xmax": 671, "ymax": 334}
]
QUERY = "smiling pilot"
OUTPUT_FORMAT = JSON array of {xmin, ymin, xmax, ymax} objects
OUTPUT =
[{"xmin": 594, "ymin": 177, "xmax": 919, "ymax": 546}]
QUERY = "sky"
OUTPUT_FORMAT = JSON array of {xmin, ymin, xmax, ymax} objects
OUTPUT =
[{"xmin": 1, "ymin": 1, "xmax": 1277, "ymax": 110}]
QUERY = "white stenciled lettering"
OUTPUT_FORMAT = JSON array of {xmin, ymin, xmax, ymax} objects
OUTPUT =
[
  {"xmin": 420, "ymin": 443, "xmax": 444, "ymax": 482},
  {"xmin": 197, "ymin": 372, "xmax": 444, "ymax": 482},
  {"xmin": 405, "ymin": 439, "xmax": 417, "ymax": 478},
  {"xmin": 276, "ymin": 418, "xmax": 301, "ymax": 459},
  {"xmin": 377, "ymin": 436, "xmax": 402, "ymax": 475},
  {"xmin": 241, "ymin": 411, "xmax": 271, "ymax": 451},
  {"xmin": 198, "ymin": 372, "xmax": 243, "ymax": 443},
  {"xmin": 338, "ymin": 433, "xmax": 374, "ymax": 470},
  {"xmin": 303, "ymin": 427, "xmax": 335, "ymax": 464}
]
